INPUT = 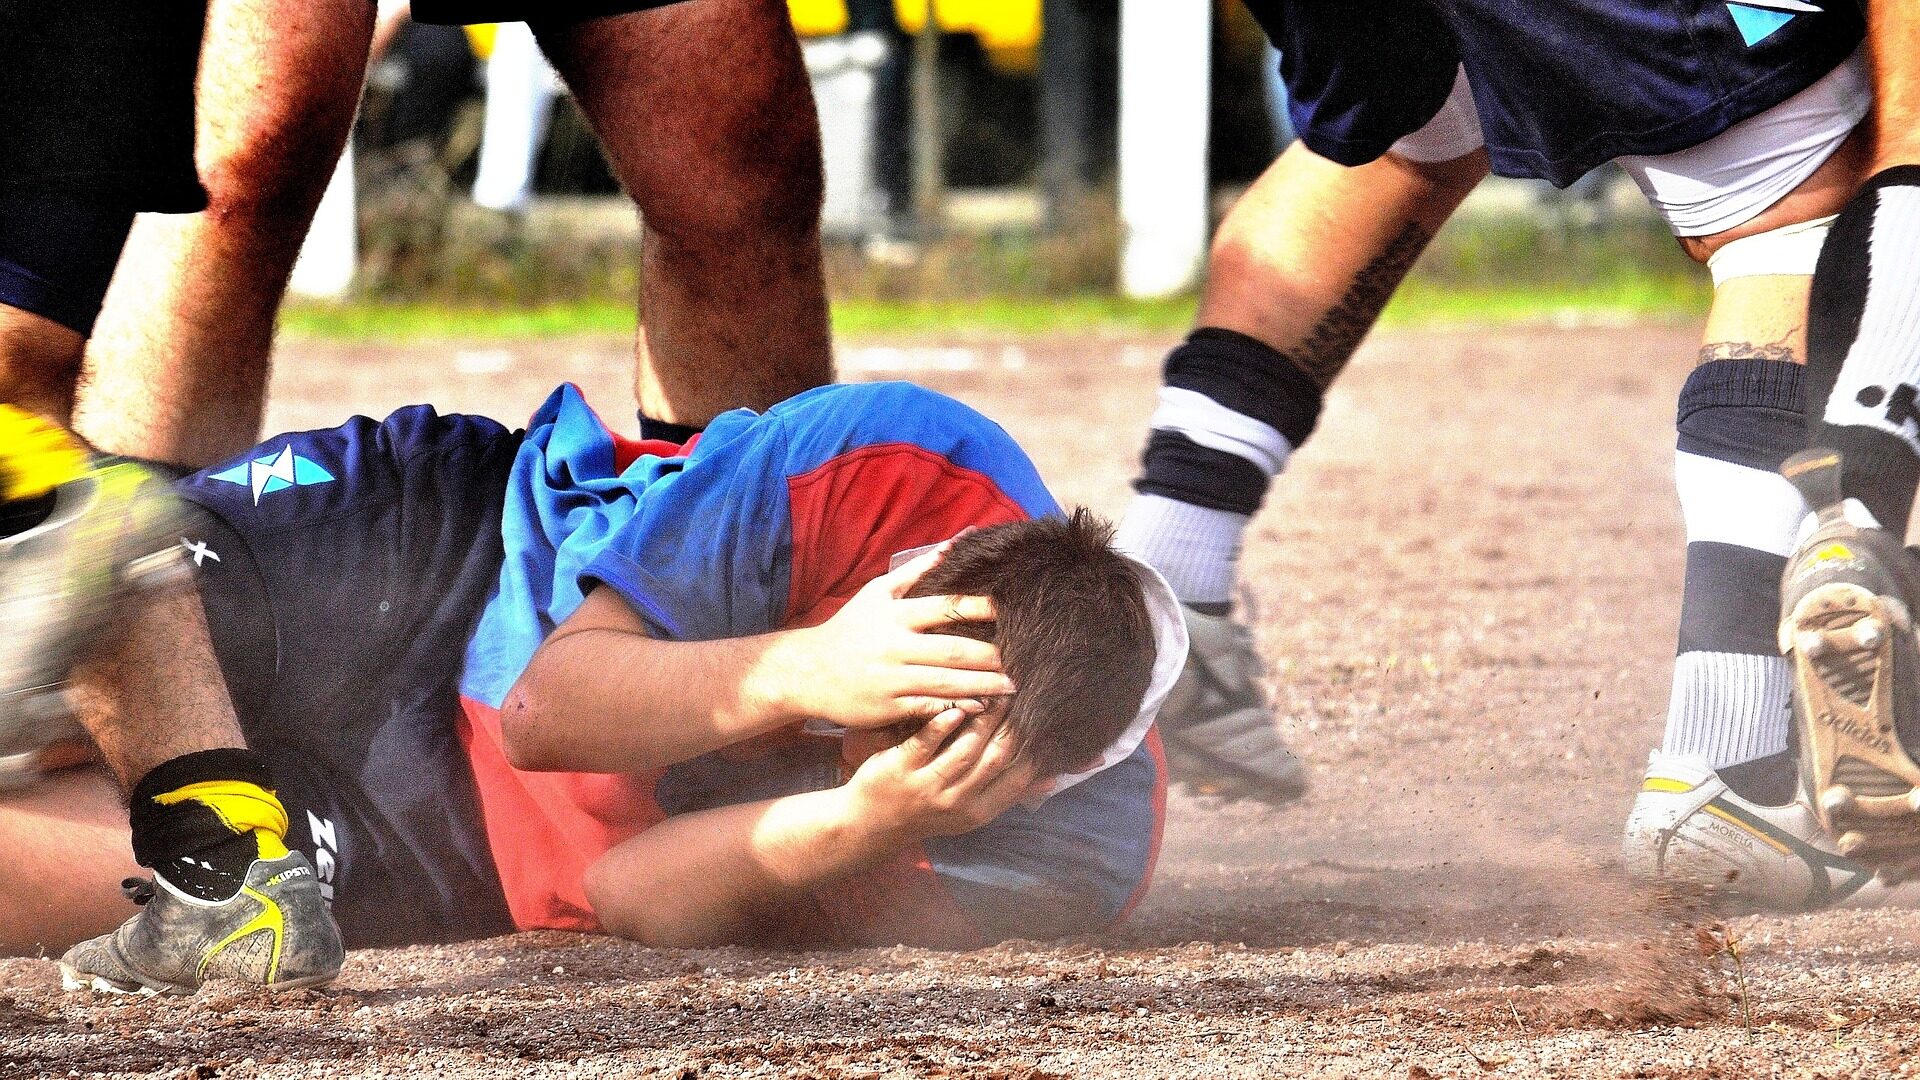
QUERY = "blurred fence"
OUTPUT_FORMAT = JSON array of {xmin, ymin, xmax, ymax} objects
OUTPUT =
[{"xmin": 294, "ymin": 2, "xmax": 1696, "ymax": 309}]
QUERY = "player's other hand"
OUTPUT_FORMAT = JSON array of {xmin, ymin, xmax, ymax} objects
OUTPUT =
[
  {"xmin": 776, "ymin": 541, "xmax": 1015, "ymax": 729},
  {"xmin": 844, "ymin": 706, "xmax": 1042, "ymax": 839}
]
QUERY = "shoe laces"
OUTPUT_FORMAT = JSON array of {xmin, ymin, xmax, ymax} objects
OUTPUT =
[{"xmin": 120, "ymin": 877, "xmax": 155, "ymax": 907}]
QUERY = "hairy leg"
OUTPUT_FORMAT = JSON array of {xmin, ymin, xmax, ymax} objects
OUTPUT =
[
  {"xmin": 0, "ymin": 769, "xmax": 138, "ymax": 956},
  {"xmin": 535, "ymin": 0, "xmax": 832, "ymax": 426},
  {"xmin": 1197, "ymin": 144, "xmax": 1488, "ymax": 390},
  {"xmin": 0, "ymin": 306, "xmax": 84, "ymax": 427},
  {"xmin": 77, "ymin": 0, "xmax": 375, "ymax": 469},
  {"xmin": 1123, "ymin": 144, "xmax": 1487, "ymax": 612},
  {"xmin": 70, "ymin": 579, "xmax": 249, "ymax": 791}
]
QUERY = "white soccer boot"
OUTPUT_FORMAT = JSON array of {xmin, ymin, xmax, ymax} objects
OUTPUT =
[{"xmin": 1622, "ymin": 751, "xmax": 1879, "ymax": 912}]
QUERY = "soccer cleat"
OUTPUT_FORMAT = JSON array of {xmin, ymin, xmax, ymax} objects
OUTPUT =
[
  {"xmin": 1156, "ymin": 608, "xmax": 1305, "ymax": 804},
  {"xmin": 59, "ymin": 853, "xmax": 344, "ymax": 995},
  {"xmin": 1779, "ymin": 448, "xmax": 1920, "ymax": 883},
  {"xmin": 1622, "ymin": 751, "xmax": 1876, "ymax": 912},
  {"xmin": 0, "ymin": 432, "xmax": 191, "ymax": 786}
]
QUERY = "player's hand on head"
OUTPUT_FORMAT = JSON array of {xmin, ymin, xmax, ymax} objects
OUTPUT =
[
  {"xmin": 780, "ymin": 539, "xmax": 1016, "ymax": 729},
  {"xmin": 845, "ymin": 705, "xmax": 1039, "ymax": 839}
]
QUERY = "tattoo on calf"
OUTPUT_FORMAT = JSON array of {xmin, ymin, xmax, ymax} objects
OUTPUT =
[
  {"xmin": 1293, "ymin": 222, "xmax": 1433, "ymax": 389},
  {"xmin": 1699, "ymin": 341, "xmax": 1804, "ymax": 365}
]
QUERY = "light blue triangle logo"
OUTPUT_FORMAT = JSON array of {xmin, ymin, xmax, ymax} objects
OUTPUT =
[
  {"xmin": 209, "ymin": 445, "xmax": 336, "ymax": 505},
  {"xmin": 1726, "ymin": 2, "xmax": 1807, "ymax": 47}
]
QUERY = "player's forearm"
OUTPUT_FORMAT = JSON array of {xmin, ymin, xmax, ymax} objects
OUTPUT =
[
  {"xmin": 1869, "ymin": 0, "xmax": 1920, "ymax": 169},
  {"xmin": 1196, "ymin": 143, "xmax": 1486, "ymax": 388},
  {"xmin": 502, "ymin": 622, "xmax": 819, "ymax": 773},
  {"xmin": 583, "ymin": 786, "xmax": 903, "ymax": 947}
]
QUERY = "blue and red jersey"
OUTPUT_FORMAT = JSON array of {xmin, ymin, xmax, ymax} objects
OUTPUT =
[{"xmin": 457, "ymin": 382, "xmax": 1165, "ymax": 943}]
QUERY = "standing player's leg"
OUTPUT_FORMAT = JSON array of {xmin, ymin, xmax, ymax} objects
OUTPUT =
[
  {"xmin": 533, "ymin": 0, "xmax": 833, "ymax": 439},
  {"xmin": 77, "ymin": 0, "xmax": 376, "ymax": 470},
  {"xmin": 55, "ymin": 570, "xmax": 342, "ymax": 993},
  {"xmin": 1118, "ymin": 140, "xmax": 1486, "ymax": 801},
  {"xmin": 1623, "ymin": 127, "xmax": 1879, "ymax": 909},
  {"xmin": 1778, "ymin": 3, "xmax": 1920, "ymax": 881}
]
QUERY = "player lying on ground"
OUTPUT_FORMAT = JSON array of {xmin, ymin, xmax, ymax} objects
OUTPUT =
[
  {"xmin": 2, "ymin": 381, "xmax": 1179, "ymax": 993},
  {"xmin": 1120, "ymin": 0, "xmax": 1893, "ymax": 911}
]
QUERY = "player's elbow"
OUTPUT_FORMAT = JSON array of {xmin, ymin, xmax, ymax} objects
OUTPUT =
[{"xmin": 498, "ymin": 673, "xmax": 566, "ymax": 772}]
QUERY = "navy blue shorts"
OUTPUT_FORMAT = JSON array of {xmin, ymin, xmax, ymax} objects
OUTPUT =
[
  {"xmin": 1245, "ymin": 0, "xmax": 1864, "ymax": 186},
  {"xmin": 176, "ymin": 406, "xmax": 524, "ymax": 946}
]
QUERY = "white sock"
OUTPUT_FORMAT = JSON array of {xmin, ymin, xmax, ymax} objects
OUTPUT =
[{"xmin": 1114, "ymin": 494, "xmax": 1248, "ymax": 611}]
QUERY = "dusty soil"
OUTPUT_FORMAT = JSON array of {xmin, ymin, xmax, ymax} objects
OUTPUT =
[{"xmin": 10, "ymin": 326, "xmax": 1920, "ymax": 1078}]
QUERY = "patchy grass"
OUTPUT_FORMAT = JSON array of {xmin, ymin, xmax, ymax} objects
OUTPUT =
[{"xmin": 281, "ymin": 275, "xmax": 1707, "ymax": 343}]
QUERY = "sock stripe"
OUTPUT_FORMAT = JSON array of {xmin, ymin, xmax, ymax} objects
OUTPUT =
[
  {"xmin": 1148, "ymin": 387, "xmax": 1294, "ymax": 475},
  {"xmin": 1166, "ymin": 328, "xmax": 1323, "ymax": 447},
  {"xmin": 1137, "ymin": 430, "xmax": 1272, "ymax": 516},
  {"xmin": 1678, "ymin": 541, "xmax": 1788, "ymax": 655},
  {"xmin": 1113, "ymin": 494, "xmax": 1247, "ymax": 608},
  {"xmin": 1662, "ymin": 651, "xmax": 1793, "ymax": 770},
  {"xmin": 1674, "ymin": 451, "xmax": 1808, "ymax": 556}
]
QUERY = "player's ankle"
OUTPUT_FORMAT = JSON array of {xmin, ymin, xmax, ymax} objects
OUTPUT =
[{"xmin": 128, "ymin": 749, "xmax": 293, "ymax": 903}]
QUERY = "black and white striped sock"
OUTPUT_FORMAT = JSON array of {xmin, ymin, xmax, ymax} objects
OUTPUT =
[
  {"xmin": 1661, "ymin": 359, "xmax": 1808, "ymax": 804},
  {"xmin": 1807, "ymin": 165, "xmax": 1920, "ymax": 533},
  {"xmin": 1116, "ymin": 329, "xmax": 1323, "ymax": 613}
]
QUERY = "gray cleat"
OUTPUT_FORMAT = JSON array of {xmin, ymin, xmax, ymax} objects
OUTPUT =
[
  {"xmin": 0, "ymin": 458, "xmax": 191, "ymax": 786},
  {"xmin": 60, "ymin": 853, "xmax": 345, "ymax": 995},
  {"xmin": 1157, "ymin": 608, "xmax": 1305, "ymax": 804}
]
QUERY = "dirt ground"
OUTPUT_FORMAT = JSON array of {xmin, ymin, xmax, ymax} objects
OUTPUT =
[{"xmin": 8, "ymin": 325, "xmax": 1920, "ymax": 1078}]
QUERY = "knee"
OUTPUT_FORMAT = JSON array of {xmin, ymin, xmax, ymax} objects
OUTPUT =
[
  {"xmin": 641, "ymin": 113, "xmax": 825, "ymax": 250},
  {"xmin": 200, "ymin": 141, "xmax": 347, "ymax": 233}
]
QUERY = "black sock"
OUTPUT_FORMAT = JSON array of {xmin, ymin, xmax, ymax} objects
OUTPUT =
[
  {"xmin": 1716, "ymin": 751, "xmax": 1798, "ymax": 807},
  {"xmin": 127, "ymin": 748, "xmax": 290, "ymax": 903},
  {"xmin": 637, "ymin": 414, "xmax": 704, "ymax": 445}
]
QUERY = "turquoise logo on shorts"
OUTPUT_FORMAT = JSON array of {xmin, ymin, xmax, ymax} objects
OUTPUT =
[
  {"xmin": 1725, "ymin": 0, "xmax": 1820, "ymax": 47},
  {"xmin": 209, "ymin": 445, "xmax": 336, "ymax": 505}
]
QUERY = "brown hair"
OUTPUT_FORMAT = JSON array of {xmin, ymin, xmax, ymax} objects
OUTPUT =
[{"xmin": 907, "ymin": 508, "xmax": 1157, "ymax": 778}]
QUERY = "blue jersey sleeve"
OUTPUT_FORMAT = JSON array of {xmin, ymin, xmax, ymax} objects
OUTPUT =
[{"xmin": 580, "ymin": 410, "xmax": 797, "ymax": 642}]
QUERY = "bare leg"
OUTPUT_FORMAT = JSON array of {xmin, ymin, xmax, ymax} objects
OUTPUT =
[
  {"xmin": 69, "ymin": 580, "xmax": 248, "ymax": 791},
  {"xmin": 1198, "ymin": 144, "xmax": 1490, "ymax": 389},
  {"xmin": 77, "ymin": 0, "xmax": 375, "ymax": 468},
  {"xmin": 0, "ymin": 306, "xmax": 84, "ymax": 427},
  {"xmin": 1645, "ymin": 131, "xmax": 1870, "ymax": 808},
  {"xmin": 0, "ymin": 769, "xmax": 138, "ymax": 955},
  {"xmin": 535, "ymin": 0, "xmax": 833, "ymax": 425}
]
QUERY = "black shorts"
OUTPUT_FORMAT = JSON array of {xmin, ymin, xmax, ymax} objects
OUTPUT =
[
  {"xmin": 0, "ymin": 193, "xmax": 135, "ymax": 335},
  {"xmin": 411, "ymin": 0, "xmax": 683, "ymax": 27},
  {"xmin": 0, "ymin": 2, "xmax": 207, "ymax": 212},
  {"xmin": 176, "ymin": 405, "xmax": 525, "ymax": 946}
]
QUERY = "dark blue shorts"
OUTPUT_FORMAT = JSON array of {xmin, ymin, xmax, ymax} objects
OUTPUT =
[
  {"xmin": 0, "ymin": 193, "xmax": 135, "ymax": 336},
  {"xmin": 176, "ymin": 406, "xmax": 524, "ymax": 946},
  {"xmin": 1245, "ymin": 0, "xmax": 1864, "ymax": 186}
]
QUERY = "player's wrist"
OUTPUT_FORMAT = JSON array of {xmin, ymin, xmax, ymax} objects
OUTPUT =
[{"xmin": 739, "ymin": 627, "xmax": 821, "ymax": 728}]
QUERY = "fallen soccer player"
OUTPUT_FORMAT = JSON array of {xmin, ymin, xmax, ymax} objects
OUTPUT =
[{"xmin": 3, "ymin": 381, "xmax": 1183, "ymax": 992}]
